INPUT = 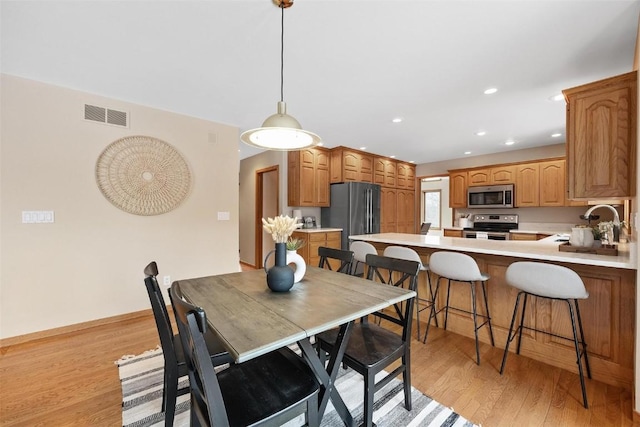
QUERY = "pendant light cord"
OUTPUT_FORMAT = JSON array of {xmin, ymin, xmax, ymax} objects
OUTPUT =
[{"xmin": 280, "ymin": 3, "xmax": 284, "ymax": 103}]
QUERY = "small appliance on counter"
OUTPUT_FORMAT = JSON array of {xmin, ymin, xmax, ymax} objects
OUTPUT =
[{"xmin": 302, "ymin": 216, "xmax": 317, "ymax": 229}]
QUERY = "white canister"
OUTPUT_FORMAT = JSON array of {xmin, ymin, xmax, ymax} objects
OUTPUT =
[
  {"xmin": 569, "ymin": 227, "xmax": 594, "ymax": 248},
  {"xmin": 459, "ymin": 218, "xmax": 471, "ymax": 228}
]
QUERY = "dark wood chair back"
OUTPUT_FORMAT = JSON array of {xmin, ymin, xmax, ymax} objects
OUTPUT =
[{"xmin": 318, "ymin": 246, "xmax": 354, "ymax": 274}]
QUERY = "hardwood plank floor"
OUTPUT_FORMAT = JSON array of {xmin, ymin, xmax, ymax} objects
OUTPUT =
[{"xmin": 0, "ymin": 315, "xmax": 634, "ymax": 426}]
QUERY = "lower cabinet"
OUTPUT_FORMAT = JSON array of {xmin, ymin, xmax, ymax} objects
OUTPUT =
[
  {"xmin": 291, "ymin": 230, "xmax": 341, "ymax": 269},
  {"xmin": 443, "ymin": 228, "xmax": 463, "ymax": 238},
  {"xmin": 510, "ymin": 233, "xmax": 551, "ymax": 241}
]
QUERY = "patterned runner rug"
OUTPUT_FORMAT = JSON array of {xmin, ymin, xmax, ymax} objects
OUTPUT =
[{"xmin": 117, "ymin": 348, "xmax": 478, "ymax": 427}]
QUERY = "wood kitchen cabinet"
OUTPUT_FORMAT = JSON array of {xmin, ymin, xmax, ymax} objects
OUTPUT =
[
  {"xmin": 396, "ymin": 162, "xmax": 416, "ymax": 190},
  {"xmin": 468, "ymin": 166, "xmax": 515, "ymax": 186},
  {"xmin": 330, "ymin": 147, "xmax": 373, "ymax": 183},
  {"xmin": 288, "ymin": 147, "xmax": 330, "ymax": 207},
  {"xmin": 515, "ymin": 163, "xmax": 539, "ymax": 207},
  {"xmin": 443, "ymin": 228, "xmax": 463, "ymax": 238},
  {"xmin": 374, "ymin": 157, "xmax": 397, "ymax": 187},
  {"xmin": 380, "ymin": 187, "xmax": 398, "ymax": 233},
  {"xmin": 539, "ymin": 159, "xmax": 565, "ymax": 206},
  {"xmin": 510, "ymin": 232, "xmax": 551, "ymax": 241},
  {"xmin": 449, "ymin": 171, "xmax": 468, "ymax": 208},
  {"xmin": 291, "ymin": 230, "xmax": 341, "ymax": 269},
  {"xmin": 563, "ymin": 71, "xmax": 637, "ymax": 199},
  {"xmin": 396, "ymin": 189, "xmax": 415, "ymax": 233}
]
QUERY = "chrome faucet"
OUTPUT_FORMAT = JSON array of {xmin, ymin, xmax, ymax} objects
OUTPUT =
[{"xmin": 581, "ymin": 204, "xmax": 621, "ymax": 242}]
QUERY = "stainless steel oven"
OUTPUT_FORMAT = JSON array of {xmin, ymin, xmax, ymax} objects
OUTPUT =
[
  {"xmin": 462, "ymin": 214, "xmax": 518, "ymax": 240},
  {"xmin": 462, "ymin": 230, "xmax": 510, "ymax": 240}
]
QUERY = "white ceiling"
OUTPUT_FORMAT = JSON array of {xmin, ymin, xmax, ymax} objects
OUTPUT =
[{"xmin": 2, "ymin": 1, "xmax": 639, "ymax": 164}]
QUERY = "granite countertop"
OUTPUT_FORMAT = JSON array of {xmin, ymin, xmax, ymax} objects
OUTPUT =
[
  {"xmin": 348, "ymin": 232, "xmax": 636, "ymax": 270},
  {"xmin": 294, "ymin": 228, "xmax": 343, "ymax": 233}
]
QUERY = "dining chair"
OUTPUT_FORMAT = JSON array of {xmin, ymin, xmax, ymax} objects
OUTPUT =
[
  {"xmin": 383, "ymin": 245, "xmax": 438, "ymax": 340},
  {"xmin": 170, "ymin": 282, "xmax": 320, "ymax": 427},
  {"xmin": 316, "ymin": 253, "xmax": 420, "ymax": 427},
  {"xmin": 318, "ymin": 246, "xmax": 354, "ymax": 274},
  {"xmin": 143, "ymin": 262, "xmax": 233, "ymax": 426}
]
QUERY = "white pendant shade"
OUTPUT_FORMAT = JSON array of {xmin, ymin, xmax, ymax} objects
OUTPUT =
[{"xmin": 241, "ymin": 101, "xmax": 321, "ymax": 150}]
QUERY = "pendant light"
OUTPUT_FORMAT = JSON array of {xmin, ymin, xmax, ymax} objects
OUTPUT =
[{"xmin": 240, "ymin": 0, "xmax": 321, "ymax": 151}]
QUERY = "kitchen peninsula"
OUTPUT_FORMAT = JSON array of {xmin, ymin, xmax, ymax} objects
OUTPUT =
[{"xmin": 349, "ymin": 233, "xmax": 636, "ymax": 390}]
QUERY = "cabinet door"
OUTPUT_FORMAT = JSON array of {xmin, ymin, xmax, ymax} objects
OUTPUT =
[
  {"xmin": 539, "ymin": 160, "xmax": 565, "ymax": 207},
  {"xmin": 468, "ymin": 169, "xmax": 491, "ymax": 186},
  {"xmin": 315, "ymin": 150, "xmax": 330, "ymax": 206},
  {"xmin": 397, "ymin": 162, "xmax": 415, "ymax": 189},
  {"xmin": 380, "ymin": 187, "xmax": 397, "ymax": 233},
  {"xmin": 373, "ymin": 157, "xmax": 386, "ymax": 186},
  {"xmin": 359, "ymin": 153, "xmax": 374, "ymax": 182},
  {"xmin": 330, "ymin": 150, "xmax": 344, "ymax": 183},
  {"xmin": 510, "ymin": 233, "xmax": 538, "ymax": 241},
  {"xmin": 491, "ymin": 166, "xmax": 515, "ymax": 184},
  {"xmin": 515, "ymin": 164, "xmax": 539, "ymax": 207},
  {"xmin": 449, "ymin": 171, "xmax": 468, "ymax": 208},
  {"xmin": 342, "ymin": 150, "xmax": 360, "ymax": 182},
  {"xmin": 396, "ymin": 189, "xmax": 415, "ymax": 233},
  {"xmin": 384, "ymin": 159, "xmax": 397, "ymax": 187},
  {"xmin": 443, "ymin": 229, "xmax": 463, "ymax": 238},
  {"xmin": 564, "ymin": 71, "xmax": 636, "ymax": 199}
]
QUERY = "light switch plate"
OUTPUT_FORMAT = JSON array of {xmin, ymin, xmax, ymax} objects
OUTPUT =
[{"xmin": 217, "ymin": 211, "xmax": 230, "ymax": 221}]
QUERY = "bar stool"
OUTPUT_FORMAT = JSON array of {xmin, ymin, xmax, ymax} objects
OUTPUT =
[
  {"xmin": 349, "ymin": 241, "xmax": 377, "ymax": 277},
  {"xmin": 423, "ymin": 251, "xmax": 494, "ymax": 365},
  {"xmin": 500, "ymin": 261, "xmax": 591, "ymax": 408},
  {"xmin": 382, "ymin": 246, "xmax": 438, "ymax": 340}
]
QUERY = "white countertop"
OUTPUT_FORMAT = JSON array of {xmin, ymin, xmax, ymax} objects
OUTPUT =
[
  {"xmin": 349, "ymin": 233, "xmax": 636, "ymax": 270},
  {"xmin": 294, "ymin": 228, "xmax": 343, "ymax": 233}
]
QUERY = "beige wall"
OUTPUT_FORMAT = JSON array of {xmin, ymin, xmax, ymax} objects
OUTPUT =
[{"xmin": 0, "ymin": 75, "xmax": 240, "ymax": 339}]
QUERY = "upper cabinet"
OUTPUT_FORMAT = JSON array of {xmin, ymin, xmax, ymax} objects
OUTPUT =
[
  {"xmin": 330, "ymin": 147, "xmax": 373, "ymax": 183},
  {"xmin": 515, "ymin": 163, "xmax": 539, "ymax": 207},
  {"xmin": 468, "ymin": 166, "xmax": 515, "ymax": 186},
  {"xmin": 539, "ymin": 159, "xmax": 566, "ymax": 206},
  {"xmin": 288, "ymin": 147, "xmax": 330, "ymax": 207},
  {"xmin": 396, "ymin": 161, "xmax": 416, "ymax": 190},
  {"xmin": 374, "ymin": 157, "xmax": 397, "ymax": 187},
  {"xmin": 563, "ymin": 71, "xmax": 637, "ymax": 199},
  {"xmin": 449, "ymin": 171, "xmax": 468, "ymax": 208}
]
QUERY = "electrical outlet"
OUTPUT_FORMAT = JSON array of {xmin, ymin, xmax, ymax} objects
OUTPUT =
[{"xmin": 163, "ymin": 275, "xmax": 171, "ymax": 287}]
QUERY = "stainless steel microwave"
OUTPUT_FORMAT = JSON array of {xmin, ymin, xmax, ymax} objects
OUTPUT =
[{"xmin": 467, "ymin": 184, "xmax": 514, "ymax": 208}]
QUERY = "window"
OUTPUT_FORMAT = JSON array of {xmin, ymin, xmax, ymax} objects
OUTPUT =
[{"xmin": 422, "ymin": 190, "xmax": 441, "ymax": 229}]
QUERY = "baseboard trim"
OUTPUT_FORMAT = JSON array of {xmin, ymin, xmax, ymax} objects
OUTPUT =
[
  {"xmin": 0, "ymin": 309, "xmax": 153, "ymax": 349},
  {"xmin": 240, "ymin": 261, "xmax": 257, "ymax": 271}
]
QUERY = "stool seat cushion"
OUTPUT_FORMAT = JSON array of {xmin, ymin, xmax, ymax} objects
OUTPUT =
[
  {"xmin": 350, "ymin": 241, "xmax": 377, "ymax": 263},
  {"xmin": 505, "ymin": 261, "xmax": 588, "ymax": 300},
  {"xmin": 429, "ymin": 251, "xmax": 485, "ymax": 282}
]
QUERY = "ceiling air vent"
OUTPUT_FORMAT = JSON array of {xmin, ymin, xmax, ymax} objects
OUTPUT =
[{"xmin": 84, "ymin": 104, "xmax": 129, "ymax": 128}]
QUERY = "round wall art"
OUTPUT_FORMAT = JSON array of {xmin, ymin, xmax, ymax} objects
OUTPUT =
[{"xmin": 95, "ymin": 135, "xmax": 191, "ymax": 216}]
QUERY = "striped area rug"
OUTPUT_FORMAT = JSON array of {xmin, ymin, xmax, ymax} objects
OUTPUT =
[{"xmin": 117, "ymin": 348, "xmax": 478, "ymax": 427}]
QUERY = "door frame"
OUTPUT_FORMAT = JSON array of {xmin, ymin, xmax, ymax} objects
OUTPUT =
[{"xmin": 255, "ymin": 165, "xmax": 279, "ymax": 269}]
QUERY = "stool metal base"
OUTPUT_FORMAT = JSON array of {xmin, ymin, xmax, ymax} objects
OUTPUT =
[
  {"xmin": 423, "ymin": 276, "xmax": 495, "ymax": 365},
  {"xmin": 500, "ymin": 291, "xmax": 591, "ymax": 408}
]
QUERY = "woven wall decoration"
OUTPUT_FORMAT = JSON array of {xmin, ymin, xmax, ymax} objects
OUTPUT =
[{"xmin": 96, "ymin": 135, "xmax": 191, "ymax": 216}]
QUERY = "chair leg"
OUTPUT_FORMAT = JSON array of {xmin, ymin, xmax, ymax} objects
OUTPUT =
[
  {"xmin": 568, "ymin": 300, "xmax": 589, "ymax": 409},
  {"xmin": 500, "ymin": 291, "xmax": 523, "ymax": 374},
  {"xmin": 403, "ymin": 352, "xmax": 412, "ymax": 411},
  {"xmin": 516, "ymin": 293, "xmax": 529, "ymax": 355},
  {"xmin": 426, "ymin": 270, "xmax": 439, "ymax": 328},
  {"xmin": 574, "ymin": 299, "xmax": 591, "ymax": 379},
  {"xmin": 164, "ymin": 369, "xmax": 178, "ymax": 427},
  {"xmin": 481, "ymin": 280, "xmax": 495, "ymax": 346},
  {"xmin": 363, "ymin": 371, "xmax": 375, "ymax": 427},
  {"xmin": 423, "ymin": 276, "xmax": 442, "ymax": 344},
  {"xmin": 443, "ymin": 279, "xmax": 452, "ymax": 330},
  {"xmin": 307, "ymin": 392, "xmax": 319, "ymax": 427},
  {"xmin": 414, "ymin": 281, "xmax": 421, "ymax": 341},
  {"xmin": 470, "ymin": 281, "xmax": 481, "ymax": 365}
]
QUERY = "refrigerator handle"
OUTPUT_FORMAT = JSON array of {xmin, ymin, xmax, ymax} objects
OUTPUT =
[{"xmin": 366, "ymin": 188, "xmax": 372, "ymax": 233}]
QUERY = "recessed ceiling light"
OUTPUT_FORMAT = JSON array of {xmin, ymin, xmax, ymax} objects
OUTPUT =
[
  {"xmin": 409, "ymin": 160, "xmax": 415, "ymax": 163},
  {"xmin": 464, "ymin": 151, "xmax": 472, "ymax": 155},
  {"xmin": 392, "ymin": 117, "xmax": 403, "ymax": 123},
  {"xmin": 390, "ymin": 155, "xmax": 396, "ymax": 158},
  {"xmin": 505, "ymin": 140, "xmax": 515, "ymax": 146},
  {"xmin": 549, "ymin": 94, "xmax": 564, "ymax": 102},
  {"xmin": 475, "ymin": 131, "xmax": 487, "ymax": 136},
  {"xmin": 317, "ymin": 142, "xmax": 323, "ymax": 146},
  {"xmin": 551, "ymin": 133, "xmax": 562, "ymax": 138},
  {"xmin": 484, "ymin": 88, "xmax": 498, "ymax": 95},
  {"xmin": 360, "ymin": 146, "xmax": 367, "ymax": 150}
]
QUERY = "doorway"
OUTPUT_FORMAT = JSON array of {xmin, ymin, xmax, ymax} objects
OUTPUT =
[{"xmin": 255, "ymin": 166, "xmax": 279, "ymax": 269}]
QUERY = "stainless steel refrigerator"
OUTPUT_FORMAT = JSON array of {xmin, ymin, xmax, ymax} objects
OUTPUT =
[{"xmin": 321, "ymin": 182, "xmax": 381, "ymax": 250}]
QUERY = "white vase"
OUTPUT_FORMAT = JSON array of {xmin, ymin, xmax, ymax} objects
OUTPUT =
[{"xmin": 286, "ymin": 250, "xmax": 306, "ymax": 283}]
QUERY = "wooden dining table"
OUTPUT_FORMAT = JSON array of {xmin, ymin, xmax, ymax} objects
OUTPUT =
[{"xmin": 175, "ymin": 265, "xmax": 416, "ymax": 426}]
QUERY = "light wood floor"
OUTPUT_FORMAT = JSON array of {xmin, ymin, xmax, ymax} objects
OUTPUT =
[{"xmin": 0, "ymin": 313, "xmax": 634, "ymax": 426}]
